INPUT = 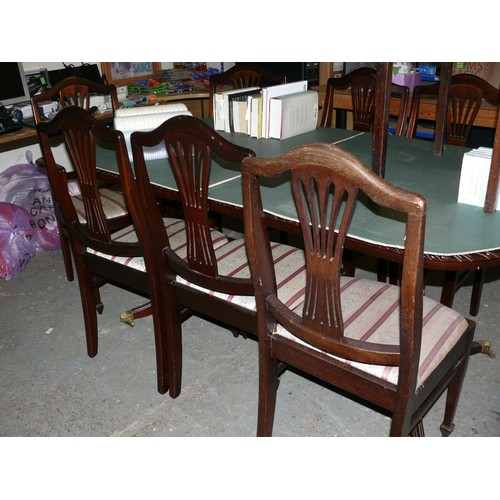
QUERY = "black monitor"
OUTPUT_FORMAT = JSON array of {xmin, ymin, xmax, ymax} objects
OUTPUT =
[
  {"xmin": 47, "ymin": 64, "xmax": 103, "ymax": 87},
  {"xmin": 0, "ymin": 62, "xmax": 31, "ymax": 107}
]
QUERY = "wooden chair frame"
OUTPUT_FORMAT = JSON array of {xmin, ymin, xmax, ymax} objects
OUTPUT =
[
  {"xmin": 321, "ymin": 66, "xmax": 409, "ymax": 137},
  {"xmin": 32, "ymin": 76, "xmax": 121, "ymax": 283},
  {"xmin": 208, "ymin": 63, "xmax": 286, "ymax": 117},
  {"xmin": 131, "ymin": 115, "xmax": 257, "ymax": 397},
  {"xmin": 242, "ymin": 142, "xmax": 476, "ymax": 436},
  {"xmin": 407, "ymin": 73, "xmax": 500, "ymax": 315},
  {"xmin": 36, "ymin": 106, "xmax": 180, "ymax": 394}
]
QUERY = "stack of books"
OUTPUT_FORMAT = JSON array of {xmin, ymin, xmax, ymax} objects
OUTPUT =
[
  {"xmin": 457, "ymin": 147, "xmax": 500, "ymax": 209},
  {"xmin": 213, "ymin": 81, "xmax": 318, "ymax": 140}
]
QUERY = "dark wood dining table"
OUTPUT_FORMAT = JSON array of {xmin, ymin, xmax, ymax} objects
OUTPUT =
[{"xmin": 96, "ymin": 123, "xmax": 499, "ymax": 357}]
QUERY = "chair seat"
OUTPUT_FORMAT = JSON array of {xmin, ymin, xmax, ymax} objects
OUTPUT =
[
  {"xmin": 89, "ymin": 218, "xmax": 228, "ymax": 272},
  {"xmin": 276, "ymin": 276, "xmax": 470, "ymax": 389},
  {"xmin": 176, "ymin": 238, "xmax": 307, "ymax": 311},
  {"xmin": 73, "ymin": 187, "xmax": 128, "ymax": 222}
]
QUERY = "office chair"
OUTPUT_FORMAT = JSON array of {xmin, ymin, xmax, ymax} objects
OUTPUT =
[
  {"xmin": 242, "ymin": 142, "xmax": 476, "ymax": 436},
  {"xmin": 208, "ymin": 63, "xmax": 286, "ymax": 117},
  {"xmin": 32, "ymin": 76, "xmax": 126, "ymax": 283},
  {"xmin": 131, "ymin": 115, "xmax": 308, "ymax": 398}
]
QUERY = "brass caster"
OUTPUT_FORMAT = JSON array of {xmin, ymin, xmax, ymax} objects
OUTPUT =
[
  {"xmin": 120, "ymin": 310, "xmax": 135, "ymax": 327},
  {"xmin": 478, "ymin": 340, "xmax": 496, "ymax": 358}
]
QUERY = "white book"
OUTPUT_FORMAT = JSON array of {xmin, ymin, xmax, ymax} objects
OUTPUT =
[
  {"xmin": 231, "ymin": 98, "xmax": 240, "ymax": 133},
  {"xmin": 261, "ymin": 80, "xmax": 308, "ymax": 138},
  {"xmin": 269, "ymin": 90, "xmax": 318, "ymax": 140},
  {"xmin": 457, "ymin": 147, "xmax": 500, "ymax": 209},
  {"xmin": 249, "ymin": 94, "xmax": 263, "ymax": 138},
  {"xmin": 213, "ymin": 87, "xmax": 260, "ymax": 132}
]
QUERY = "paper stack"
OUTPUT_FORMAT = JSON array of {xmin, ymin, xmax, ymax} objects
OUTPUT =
[
  {"xmin": 268, "ymin": 90, "xmax": 318, "ymax": 140},
  {"xmin": 114, "ymin": 103, "xmax": 192, "ymax": 161},
  {"xmin": 457, "ymin": 147, "xmax": 500, "ymax": 209}
]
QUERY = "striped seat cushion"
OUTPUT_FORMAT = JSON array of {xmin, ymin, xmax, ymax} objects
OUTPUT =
[
  {"xmin": 88, "ymin": 218, "xmax": 228, "ymax": 272},
  {"xmin": 72, "ymin": 188, "xmax": 128, "ymax": 222},
  {"xmin": 275, "ymin": 276, "xmax": 470, "ymax": 390},
  {"xmin": 176, "ymin": 238, "xmax": 307, "ymax": 312}
]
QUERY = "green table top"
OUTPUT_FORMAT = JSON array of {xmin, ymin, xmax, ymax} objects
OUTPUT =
[
  {"xmin": 97, "ymin": 125, "xmax": 500, "ymax": 259},
  {"xmin": 211, "ymin": 129, "xmax": 500, "ymax": 257}
]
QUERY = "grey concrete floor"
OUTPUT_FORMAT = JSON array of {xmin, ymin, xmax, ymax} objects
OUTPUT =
[
  {"xmin": 1, "ymin": 247, "xmax": 498, "ymax": 439},
  {"xmin": 1, "ymin": 247, "xmax": 498, "ymax": 497}
]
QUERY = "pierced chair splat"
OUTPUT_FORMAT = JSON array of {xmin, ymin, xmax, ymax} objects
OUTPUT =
[
  {"xmin": 36, "ymin": 106, "xmax": 194, "ymax": 394},
  {"xmin": 320, "ymin": 66, "xmax": 409, "ymax": 137},
  {"xmin": 208, "ymin": 63, "xmax": 286, "ymax": 118},
  {"xmin": 32, "ymin": 76, "xmax": 126, "ymax": 283},
  {"xmin": 131, "ymin": 115, "xmax": 308, "ymax": 399},
  {"xmin": 242, "ymin": 142, "xmax": 476, "ymax": 436}
]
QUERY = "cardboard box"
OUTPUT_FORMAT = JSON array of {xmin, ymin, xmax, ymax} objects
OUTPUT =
[{"xmin": 452, "ymin": 62, "xmax": 500, "ymax": 88}]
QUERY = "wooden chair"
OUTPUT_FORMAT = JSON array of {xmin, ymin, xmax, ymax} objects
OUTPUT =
[
  {"xmin": 32, "ymin": 76, "xmax": 126, "ymax": 283},
  {"xmin": 407, "ymin": 73, "xmax": 500, "ymax": 146},
  {"xmin": 208, "ymin": 63, "xmax": 286, "ymax": 118},
  {"xmin": 130, "ymin": 115, "xmax": 308, "ymax": 398},
  {"xmin": 36, "ymin": 106, "xmax": 208, "ymax": 394},
  {"xmin": 322, "ymin": 66, "xmax": 409, "ymax": 288},
  {"xmin": 242, "ymin": 142, "xmax": 476, "ymax": 436},
  {"xmin": 320, "ymin": 67, "xmax": 410, "ymax": 137},
  {"xmin": 407, "ymin": 74, "xmax": 500, "ymax": 315}
]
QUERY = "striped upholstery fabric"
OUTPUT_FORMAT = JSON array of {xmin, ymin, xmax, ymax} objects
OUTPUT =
[
  {"xmin": 72, "ymin": 188, "xmax": 128, "ymax": 222},
  {"xmin": 176, "ymin": 239, "xmax": 307, "ymax": 312},
  {"xmin": 89, "ymin": 218, "xmax": 228, "ymax": 272},
  {"xmin": 276, "ymin": 276, "xmax": 470, "ymax": 390}
]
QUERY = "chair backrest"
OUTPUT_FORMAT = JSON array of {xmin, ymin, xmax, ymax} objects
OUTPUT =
[
  {"xmin": 32, "ymin": 76, "xmax": 120, "ymax": 124},
  {"xmin": 242, "ymin": 142, "xmax": 426, "ymax": 371},
  {"xmin": 208, "ymin": 63, "xmax": 286, "ymax": 117},
  {"xmin": 321, "ymin": 67, "xmax": 409, "ymax": 136},
  {"xmin": 130, "ymin": 115, "xmax": 256, "ymax": 294},
  {"xmin": 36, "ymin": 106, "xmax": 142, "ymax": 258},
  {"xmin": 407, "ymin": 73, "xmax": 500, "ymax": 146},
  {"xmin": 321, "ymin": 67, "xmax": 377, "ymax": 131}
]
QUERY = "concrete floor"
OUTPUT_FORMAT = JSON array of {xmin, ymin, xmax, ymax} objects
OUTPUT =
[
  {"xmin": 1, "ymin": 247, "xmax": 498, "ymax": 439},
  {"xmin": 1, "ymin": 246, "xmax": 498, "ymax": 497}
]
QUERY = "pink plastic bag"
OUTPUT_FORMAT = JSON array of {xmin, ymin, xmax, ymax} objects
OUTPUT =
[
  {"xmin": 0, "ymin": 150, "xmax": 60, "ymax": 251},
  {"xmin": 0, "ymin": 202, "xmax": 36, "ymax": 280}
]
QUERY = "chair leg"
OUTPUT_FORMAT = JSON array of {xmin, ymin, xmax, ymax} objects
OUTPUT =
[
  {"xmin": 76, "ymin": 268, "xmax": 99, "ymax": 358},
  {"xmin": 164, "ymin": 292, "xmax": 183, "ymax": 398},
  {"xmin": 440, "ymin": 270, "xmax": 457, "ymax": 307},
  {"xmin": 441, "ymin": 268, "xmax": 484, "ymax": 317},
  {"xmin": 147, "ymin": 297, "xmax": 170, "ymax": 396},
  {"xmin": 61, "ymin": 233, "xmax": 75, "ymax": 281},
  {"xmin": 257, "ymin": 355, "xmax": 280, "ymax": 437},
  {"xmin": 440, "ymin": 354, "xmax": 471, "ymax": 437},
  {"xmin": 342, "ymin": 250, "xmax": 357, "ymax": 277},
  {"xmin": 469, "ymin": 269, "xmax": 484, "ymax": 317},
  {"xmin": 378, "ymin": 260, "xmax": 401, "ymax": 284}
]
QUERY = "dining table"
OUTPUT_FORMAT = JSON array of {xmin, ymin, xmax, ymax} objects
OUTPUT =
[{"xmin": 96, "ymin": 122, "xmax": 500, "ymax": 358}]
